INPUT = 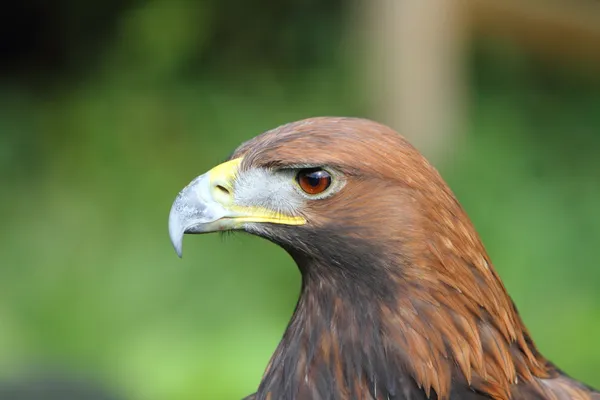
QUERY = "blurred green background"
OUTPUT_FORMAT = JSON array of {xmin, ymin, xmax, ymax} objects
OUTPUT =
[{"xmin": 0, "ymin": 1, "xmax": 599, "ymax": 399}]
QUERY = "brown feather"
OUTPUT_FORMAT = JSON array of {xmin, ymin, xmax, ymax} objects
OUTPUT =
[{"xmin": 226, "ymin": 117, "xmax": 598, "ymax": 400}]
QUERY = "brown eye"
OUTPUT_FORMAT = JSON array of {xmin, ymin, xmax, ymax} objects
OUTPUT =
[{"xmin": 297, "ymin": 168, "xmax": 332, "ymax": 195}]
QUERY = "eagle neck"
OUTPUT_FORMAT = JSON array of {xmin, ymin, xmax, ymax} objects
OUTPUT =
[
  {"xmin": 253, "ymin": 245, "xmax": 552, "ymax": 400},
  {"xmin": 254, "ymin": 255, "xmax": 415, "ymax": 400}
]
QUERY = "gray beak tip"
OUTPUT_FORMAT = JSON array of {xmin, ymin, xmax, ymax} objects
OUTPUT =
[
  {"xmin": 169, "ymin": 229, "xmax": 184, "ymax": 258},
  {"xmin": 173, "ymin": 239, "xmax": 183, "ymax": 258},
  {"xmin": 168, "ymin": 199, "xmax": 185, "ymax": 258},
  {"xmin": 169, "ymin": 172, "xmax": 223, "ymax": 259}
]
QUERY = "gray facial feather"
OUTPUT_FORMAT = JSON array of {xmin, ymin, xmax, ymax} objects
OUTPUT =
[{"xmin": 233, "ymin": 168, "xmax": 305, "ymax": 216}]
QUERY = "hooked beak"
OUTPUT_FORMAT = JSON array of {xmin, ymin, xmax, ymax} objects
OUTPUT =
[{"xmin": 168, "ymin": 157, "xmax": 305, "ymax": 257}]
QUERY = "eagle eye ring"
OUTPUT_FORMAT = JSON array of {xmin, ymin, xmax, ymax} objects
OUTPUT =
[{"xmin": 296, "ymin": 168, "xmax": 332, "ymax": 195}]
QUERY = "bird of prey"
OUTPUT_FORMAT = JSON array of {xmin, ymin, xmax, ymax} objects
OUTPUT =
[{"xmin": 168, "ymin": 117, "xmax": 599, "ymax": 400}]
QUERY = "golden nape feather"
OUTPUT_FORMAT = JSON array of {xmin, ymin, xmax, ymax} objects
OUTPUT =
[{"xmin": 169, "ymin": 117, "xmax": 599, "ymax": 400}]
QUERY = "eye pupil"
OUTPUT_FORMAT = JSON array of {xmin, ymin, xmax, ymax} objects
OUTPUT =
[
  {"xmin": 297, "ymin": 168, "xmax": 332, "ymax": 195},
  {"xmin": 305, "ymin": 175, "xmax": 321, "ymax": 187}
]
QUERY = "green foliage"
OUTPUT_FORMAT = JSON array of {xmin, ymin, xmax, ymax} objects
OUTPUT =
[{"xmin": 0, "ymin": 3, "xmax": 599, "ymax": 399}]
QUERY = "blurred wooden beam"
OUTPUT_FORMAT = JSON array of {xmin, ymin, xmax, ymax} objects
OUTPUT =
[
  {"xmin": 361, "ymin": 0, "xmax": 468, "ymax": 162},
  {"xmin": 468, "ymin": 0, "xmax": 600, "ymax": 65},
  {"xmin": 360, "ymin": 0, "xmax": 600, "ymax": 163}
]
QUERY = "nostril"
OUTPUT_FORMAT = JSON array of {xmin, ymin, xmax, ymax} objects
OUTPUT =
[{"xmin": 216, "ymin": 185, "xmax": 230, "ymax": 196}]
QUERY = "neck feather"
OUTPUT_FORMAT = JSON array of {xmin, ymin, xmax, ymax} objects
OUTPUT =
[
  {"xmin": 254, "ymin": 248, "xmax": 553, "ymax": 400},
  {"xmin": 256, "ymin": 261, "xmax": 406, "ymax": 400}
]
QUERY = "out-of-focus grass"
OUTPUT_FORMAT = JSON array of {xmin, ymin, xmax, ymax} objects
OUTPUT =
[
  {"xmin": 0, "ymin": 17, "xmax": 599, "ymax": 400},
  {"xmin": 0, "ymin": 61, "xmax": 363, "ymax": 399}
]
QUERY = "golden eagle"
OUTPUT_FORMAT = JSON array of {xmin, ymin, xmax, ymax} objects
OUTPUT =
[{"xmin": 169, "ymin": 117, "xmax": 599, "ymax": 400}]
